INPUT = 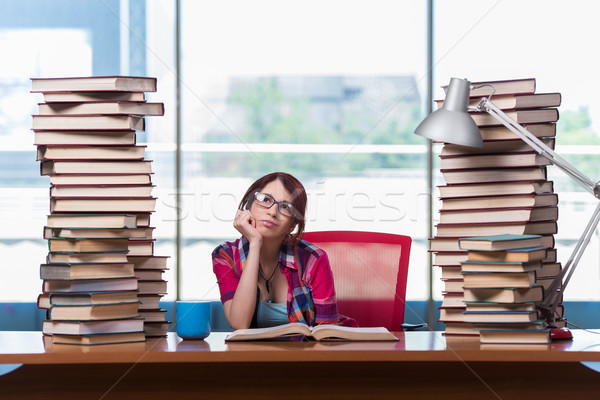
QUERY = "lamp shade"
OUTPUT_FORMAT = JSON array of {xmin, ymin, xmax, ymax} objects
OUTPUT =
[{"xmin": 415, "ymin": 78, "xmax": 483, "ymax": 147}]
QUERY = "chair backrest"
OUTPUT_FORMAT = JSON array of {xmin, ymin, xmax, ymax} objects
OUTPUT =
[{"xmin": 302, "ymin": 231, "xmax": 411, "ymax": 331}]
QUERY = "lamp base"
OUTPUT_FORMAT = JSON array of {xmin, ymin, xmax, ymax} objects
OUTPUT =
[{"xmin": 550, "ymin": 327, "xmax": 573, "ymax": 341}]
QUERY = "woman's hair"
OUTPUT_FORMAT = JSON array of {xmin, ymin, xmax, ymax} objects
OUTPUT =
[{"xmin": 238, "ymin": 172, "xmax": 307, "ymax": 241}]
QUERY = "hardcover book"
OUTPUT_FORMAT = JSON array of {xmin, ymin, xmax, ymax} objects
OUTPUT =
[
  {"xmin": 441, "ymin": 194, "xmax": 558, "ymax": 211},
  {"xmin": 537, "ymin": 262, "xmax": 562, "ymax": 277},
  {"xmin": 43, "ymin": 227, "xmax": 149, "ymax": 239},
  {"xmin": 466, "ymin": 247, "xmax": 548, "ymax": 263},
  {"xmin": 440, "ymin": 293, "xmax": 465, "ymax": 308},
  {"xmin": 49, "ymin": 174, "xmax": 152, "ymax": 186},
  {"xmin": 443, "ymin": 279, "xmax": 464, "ymax": 293},
  {"xmin": 442, "ymin": 322, "xmax": 478, "ymax": 336},
  {"xmin": 40, "ymin": 262, "xmax": 135, "ymax": 280},
  {"xmin": 48, "ymin": 291, "xmax": 139, "ymax": 306},
  {"xmin": 439, "ymin": 207, "xmax": 558, "ymax": 224},
  {"xmin": 42, "ymin": 277, "xmax": 139, "ymax": 293},
  {"xmin": 437, "ymin": 181, "xmax": 554, "ymax": 199},
  {"xmin": 128, "ymin": 240, "xmax": 155, "ymax": 256},
  {"xmin": 225, "ymin": 322, "xmax": 399, "ymax": 342},
  {"xmin": 38, "ymin": 145, "xmax": 146, "ymax": 161},
  {"xmin": 32, "ymin": 115, "xmax": 145, "ymax": 131},
  {"xmin": 47, "ymin": 238, "xmax": 130, "ymax": 252},
  {"xmin": 470, "ymin": 109, "xmax": 558, "ymax": 127},
  {"xmin": 460, "ymin": 260, "xmax": 542, "ymax": 273},
  {"xmin": 41, "ymin": 160, "xmax": 152, "ymax": 175},
  {"xmin": 463, "ymin": 286, "xmax": 544, "ymax": 303},
  {"xmin": 433, "ymin": 252, "xmax": 467, "ymax": 266},
  {"xmin": 51, "ymin": 331, "xmax": 146, "ymax": 346},
  {"xmin": 43, "ymin": 91, "xmax": 146, "ymax": 103},
  {"xmin": 138, "ymin": 309, "xmax": 168, "ymax": 322},
  {"xmin": 50, "ymin": 185, "xmax": 154, "ymax": 198},
  {"xmin": 458, "ymin": 234, "xmax": 544, "ymax": 251},
  {"xmin": 435, "ymin": 221, "xmax": 557, "ymax": 237},
  {"xmin": 436, "ymin": 92, "xmax": 561, "ymax": 110},
  {"xmin": 465, "ymin": 302, "xmax": 536, "ymax": 312},
  {"xmin": 463, "ymin": 311, "xmax": 540, "ymax": 323},
  {"xmin": 42, "ymin": 318, "xmax": 145, "ymax": 335},
  {"xmin": 134, "ymin": 269, "xmax": 165, "ymax": 281},
  {"xmin": 438, "ymin": 308, "xmax": 465, "ymax": 323},
  {"xmin": 38, "ymin": 101, "xmax": 164, "ymax": 116},
  {"xmin": 442, "ymin": 78, "xmax": 536, "ymax": 97},
  {"xmin": 48, "ymin": 301, "xmax": 140, "ymax": 320},
  {"xmin": 50, "ymin": 197, "xmax": 157, "ymax": 213},
  {"xmin": 47, "ymin": 252, "xmax": 129, "ymax": 264},
  {"xmin": 143, "ymin": 321, "xmax": 170, "ymax": 337},
  {"xmin": 431, "ymin": 235, "xmax": 554, "ymax": 251},
  {"xmin": 440, "ymin": 265, "xmax": 463, "ymax": 279},
  {"xmin": 137, "ymin": 294, "xmax": 164, "ymax": 309},
  {"xmin": 439, "ymin": 152, "xmax": 551, "ymax": 170},
  {"xmin": 462, "ymin": 271, "xmax": 537, "ymax": 288},
  {"xmin": 127, "ymin": 255, "xmax": 169, "ymax": 269},
  {"xmin": 440, "ymin": 138, "xmax": 555, "ymax": 157},
  {"xmin": 31, "ymin": 76, "xmax": 157, "ymax": 93},
  {"xmin": 478, "ymin": 123, "xmax": 556, "ymax": 141},
  {"xmin": 478, "ymin": 328, "xmax": 550, "ymax": 344},
  {"xmin": 137, "ymin": 280, "xmax": 168, "ymax": 295},
  {"xmin": 472, "ymin": 320, "xmax": 547, "ymax": 331},
  {"xmin": 34, "ymin": 130, "xmax": 137, "ymax": 146},
  {"xmin": 441, "ymin": 166, "xmax": 547, "ymax": 185},
  {"xmin": 46, "ymin": 213, "xmax": 137, "ymax": 229}
]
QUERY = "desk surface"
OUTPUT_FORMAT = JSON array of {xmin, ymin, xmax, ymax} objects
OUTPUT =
[
  {"xmin": 2, "ymin": 329, "xmax": 600, "ymax": 365},
  {"xmin": 3, "ymin": 331, "xmax": 600, "ymax": 400}
]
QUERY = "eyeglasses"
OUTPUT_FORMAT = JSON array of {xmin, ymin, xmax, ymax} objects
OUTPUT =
[{"xmin": 253, "ymin": 192, "xmax": 297, "ymax": 218}]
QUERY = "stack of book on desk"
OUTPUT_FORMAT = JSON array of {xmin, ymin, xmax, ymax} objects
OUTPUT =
[
  {"xmin": 458, "ymin": 234, "xmax": 551, "ymax": 344},
  {"xmin": 431, "ymin": 78, "xmax": 563, "ymax": 336},
  {"xmin": 32, "ymin": 76, "xmax": 170, "ymax": 344}
]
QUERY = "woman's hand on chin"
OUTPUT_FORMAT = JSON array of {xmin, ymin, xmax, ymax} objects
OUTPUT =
[{"xmin": 234, "ymin": 209, "xmax": 263, "ymax": 245}]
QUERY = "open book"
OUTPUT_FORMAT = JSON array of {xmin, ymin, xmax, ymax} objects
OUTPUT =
[{"xmin": 224, "ymin": 322, "xmax": 399, "ymax": 342}]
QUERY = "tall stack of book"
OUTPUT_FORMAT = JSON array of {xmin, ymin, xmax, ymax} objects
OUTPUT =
[
  {"xmin": 32, "ymin": 76, "xmax": 170, "ymax": 344},
  {"xmin": 431, "ymin": 78, "xmax": 563, "ymax": 336},
  {"xmin": 458, "ymin": 234, "xmax": 551, "ymax": 344}
]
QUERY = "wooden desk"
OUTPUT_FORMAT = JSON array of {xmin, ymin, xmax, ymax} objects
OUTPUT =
[{"xmin": 1, "ymin": 330, "xmax": 600, "ymax": 399}]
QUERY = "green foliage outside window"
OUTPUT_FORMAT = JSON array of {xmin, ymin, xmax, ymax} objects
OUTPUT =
[
  {"xmin": 203, "ymin": 77, "xmax": 426, "ymax": 178},
  {"xmin": 556, "ymin": 106, "xmax": 600, "ymax": 184}
]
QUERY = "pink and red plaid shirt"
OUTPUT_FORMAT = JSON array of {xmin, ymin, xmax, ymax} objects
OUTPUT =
[{"xmin": 212, "ymin": 236, "xmax": 351, "ymax": 327}]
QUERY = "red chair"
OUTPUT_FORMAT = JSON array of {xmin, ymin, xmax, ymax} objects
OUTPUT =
[{"xmin": 302, "ymin": 231, "xmax": 411, "ymax": 331}]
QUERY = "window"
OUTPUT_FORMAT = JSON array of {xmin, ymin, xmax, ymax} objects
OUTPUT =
[
  {"xmin": 0, "ymin": 0, "xmax": 176, "ymax": 301},
  {"xmin": 434, "ymin": 0, "xmax": 600, "ymax": 300},
  {"xmin": 3, "ymin": 0, "xmax": 596, "ymax": 307},
  {"xmin": 179, "ymin": 0, "xmax": 429, "ymax": 300}
]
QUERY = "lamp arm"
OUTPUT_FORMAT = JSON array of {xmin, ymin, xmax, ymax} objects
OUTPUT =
[
  {"xmin": 477, "ymin": 98, "xmax": 600, "ymax": 326},
  {"xmin": 545, "ymin": 202, "xmax": 600, "ymax": 316},
  {"xmin": 479, "ymin": 99, "xmax": 598, "ymax": 197}
]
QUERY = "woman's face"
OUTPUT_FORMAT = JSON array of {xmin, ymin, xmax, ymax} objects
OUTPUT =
[{"xmin": 249, "ymin": 179, "xmax": 296, "ymax": 241}]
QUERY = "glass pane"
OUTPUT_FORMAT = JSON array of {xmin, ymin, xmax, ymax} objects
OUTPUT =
[
  {"xmin": 434, "ymin": 0, "xmax": 600, "ymax": 301},
  {"xmin": 0, "ymin": 0, "xmax": 176, "ymax": 301},
  {"xmin": 180, "ymin": 0, "xmax": 429, "ymax": 301}
]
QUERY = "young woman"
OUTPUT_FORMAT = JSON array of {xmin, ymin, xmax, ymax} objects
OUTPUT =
[{"xmin": 212, "ymin": 172, "xmax": 356, "ymax": 330}]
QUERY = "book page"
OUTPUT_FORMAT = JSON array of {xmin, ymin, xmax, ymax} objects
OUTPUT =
[
  {"xmin": 225, "ymin": 322, "xmax": 311, "ymax": 341},
  {"xmin": 310, "ymin": 325, "xmax": 398, "ymax": 341}
]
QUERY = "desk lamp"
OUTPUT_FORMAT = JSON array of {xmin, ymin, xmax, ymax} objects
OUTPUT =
[{"xmin": 415, "ymin": 77, "xmax": 600, "ymax": 341}]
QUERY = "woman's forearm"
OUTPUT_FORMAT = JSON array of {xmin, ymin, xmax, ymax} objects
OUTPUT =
[{"xmin": 224, "ymin": 241, "xmax": 261, "ymax": 329}]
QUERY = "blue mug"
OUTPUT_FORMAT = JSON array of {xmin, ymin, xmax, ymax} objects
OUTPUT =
[{"xmin": 176, "ymin": 301, "xmax": 211, "ymax": 340}]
